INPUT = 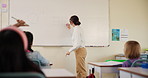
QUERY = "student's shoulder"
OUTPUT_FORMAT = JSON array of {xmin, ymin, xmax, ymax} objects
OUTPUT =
[
  {"xmin": 30, "ymin": 51, "xmax": 40, "ymax": 55},
  {"xmin": 123, "ymin": 60, "xmax": 128, "ymax": 65},
  {"xmin": 122, "ymin": 60, "xmax": 129, "ymax": 66}
]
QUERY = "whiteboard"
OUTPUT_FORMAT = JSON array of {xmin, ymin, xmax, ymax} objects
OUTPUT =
[{"xmin": 8, "ymin": 0, "xmax": 109, "ymax": 46}]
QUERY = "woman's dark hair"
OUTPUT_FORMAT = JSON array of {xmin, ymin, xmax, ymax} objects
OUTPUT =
[
  {"xmin": 70, "ymin": 15, "xmax": 81, "ymax": 25},
  {"xmin": 24, "ymin": 31, "xmax": 34, "ymax": 52},
  {"xmin": 0, "ymin": 30, "xmax": 44, "ymax": 75}
]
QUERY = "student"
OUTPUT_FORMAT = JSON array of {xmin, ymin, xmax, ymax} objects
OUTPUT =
[
  {"xmin": 122, "ymin": 40, "xmax": 141, "ymax": 67},
  {"xmin": 0, "ymin": 26, "xmax": 44, "ymax": 75},
  {"xmin": 66, "ymin": 15, "xmax": 87, "ymax": 78},
  {"xmin": 24, "ymin": 31, "xmax": 49, "ymax": 66}
]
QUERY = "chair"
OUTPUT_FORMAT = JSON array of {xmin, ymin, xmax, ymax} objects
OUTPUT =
[
  {"xmin": 131, "ymin": 59, "xmax": 148, "ymax": 67},
  {"xmin": 140, "ymin": 54, "xmax": 148, "ymax": 59},
  {"xmin": 32, "ymin": 59, "xmax": 41, "ymax": 67},
  {"xmin": 0, "ymin": 72, "xmax": 45, "ymax": 78}
]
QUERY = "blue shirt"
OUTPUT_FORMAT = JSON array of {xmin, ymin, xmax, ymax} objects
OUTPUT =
[{"xmin": 27, "ymin": 51, "xmax": 49, "ymax": 66}]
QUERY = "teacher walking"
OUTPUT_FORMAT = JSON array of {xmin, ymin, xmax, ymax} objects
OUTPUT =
[{"xmin": 66, "ymin": 15, "xmax": 87, "ymax": 78}]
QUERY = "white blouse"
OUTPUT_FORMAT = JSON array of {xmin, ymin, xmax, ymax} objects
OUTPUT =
[{"xmin": 69, "ymin": 26, "xmax": 85, "ymax": 52}]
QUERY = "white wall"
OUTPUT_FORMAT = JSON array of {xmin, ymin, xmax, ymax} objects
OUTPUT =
[
  {"xmin": 0, "ymin": 0, "xmax": 8, "ymax": 27},
  {"xmin": 1, "ymin": 0, "xmax": 148, "ymax": 78}
]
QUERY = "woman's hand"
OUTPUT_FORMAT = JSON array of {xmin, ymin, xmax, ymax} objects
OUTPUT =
[
  {"xmin": 66, "ymin": 52, "xmax": 71, "ymax": 56},
  {"xmin": 13, "ymin": 20, "xmax": 29, "ymax": 27},
  {"xmin": 66, "ymin": 23, "xmax": 71, "ymax": 29}
]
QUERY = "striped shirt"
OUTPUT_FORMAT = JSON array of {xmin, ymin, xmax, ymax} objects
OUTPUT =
[{"xmin": 122, "ymin": 58, "xmax": 139, "ymax": 67}]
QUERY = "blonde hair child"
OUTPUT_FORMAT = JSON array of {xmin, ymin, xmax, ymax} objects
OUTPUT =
[{"xmin": 122, "ymin": 41, "xmax": 141, "ymax": 67}]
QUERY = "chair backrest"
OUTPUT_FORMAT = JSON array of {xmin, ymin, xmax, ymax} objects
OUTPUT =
[
  {"xmin": 131, "ymin": 59, "xmax": 148, "ymax": 67},
  {"xmin": 0, "ymin": 72, "xmax": 45, "ymax": 78},
  {"xmin": 32, "ymin": 59, "xmax": 41, "ymax": 67},
  {"xmin": 140, "ymin": 54, "xmax": 148, "ymax": 59}
]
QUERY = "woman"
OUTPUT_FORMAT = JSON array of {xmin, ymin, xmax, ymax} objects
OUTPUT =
[
  {"xmin": 0, "ymin": 26, "xmax": 44, "ymax": 76},
  {"xmin": 66, "ymin": 15, "xmax": 87, "ymax": 78}
]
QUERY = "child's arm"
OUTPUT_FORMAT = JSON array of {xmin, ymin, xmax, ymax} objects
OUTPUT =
[
  {"xmin": 12, "ymin": 17, "xmax": 29, "ymax": 27},
  {"xmin": 13, "ymin": 20, "xmax": 29, "ymax": 27}
]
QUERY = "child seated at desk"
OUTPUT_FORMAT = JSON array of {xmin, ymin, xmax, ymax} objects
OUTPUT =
[
  {"xmin": 0, "ymin": 26, "xmax": 44, "ymax": 75},
  {"xmin": 122, "ymin": 41, "xmax": 141, "ymax": 67},
  {"xmin": 24, "ymin": 31, "xmax": 49, "ymax": 66}
]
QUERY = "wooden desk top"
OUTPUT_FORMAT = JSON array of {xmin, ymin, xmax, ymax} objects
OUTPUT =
[
  {"xmin": 88, "ymin": 62, "xmax": 122, "ymax": 67},
  {"xmin": 42, "ymin": 69, "xmax": 76, "ymax": 78},
  {"xmin": 118, "ymin": 67, "xmax": 148, "ymax": 77}
]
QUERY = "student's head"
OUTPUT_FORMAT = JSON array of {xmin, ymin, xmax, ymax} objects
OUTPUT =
[
  {"xmin": 0, "ymin": 27, "xmax": 43, "ymax": 74},
  {"xmin": 0, "ymin": 27, "xmax": 29, "ymax": 71},
  {"xmin": 0, "ymin": 27, "xmax": 28, "ymax": 56},
  {"xmin": 24, "ymin": 31, "xmax": 34, "ymax": 52},
  {"xmin": 70, "ymin": 15, "xmax": 81, "ymax": 26},
  {"xmin": 124, "ymin": 41, "xmax": 141, "ymax": 59}
]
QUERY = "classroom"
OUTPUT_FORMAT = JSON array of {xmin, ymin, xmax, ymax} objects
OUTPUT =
[{"xmin": 0, "ymin": 0, "xmax": 148, "ymax": 78}]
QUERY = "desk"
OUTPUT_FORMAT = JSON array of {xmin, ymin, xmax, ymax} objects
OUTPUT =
[
  {"xmin": 119, "ymin": 67, "xmax": 148, "ymax": 78},
  {"xmin": 88, "ymin": 62, "xmax": 122, "ymax": 78},
  {"xmin": 41, "ymin": 66, "xmax": 51, "ymax": 69},
  {"xmin": 42, "ymin": 69, "xmax": 76, "ymax": 78}
]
